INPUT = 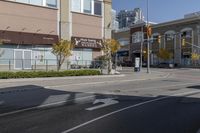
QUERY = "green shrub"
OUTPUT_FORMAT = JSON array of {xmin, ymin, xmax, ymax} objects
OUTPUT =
[{"xmin": 0, "ymin": 70, "xmax": 101, "ymax": 79}]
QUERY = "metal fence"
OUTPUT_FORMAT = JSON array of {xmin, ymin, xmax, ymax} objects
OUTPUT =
[{"xmin": 0, "ymin": 59, "xmax": 107, "ymax": 71}]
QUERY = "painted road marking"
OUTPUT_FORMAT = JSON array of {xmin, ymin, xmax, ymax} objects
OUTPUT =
[
  {"xmin": 0, "ymin": 95, "xmax": 94, "ymax": 117},
  {"xmin": 61, "ymin": 90, "xmax": 200, "ymax": 133},
  {"xmin": 86, "ymin": 98, "xmax": 119, "ymax": 111}
]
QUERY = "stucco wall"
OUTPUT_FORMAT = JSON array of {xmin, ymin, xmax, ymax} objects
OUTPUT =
[
  {"xmin": 72, "ymin": 12, "xmax": 102, "ymax": 39},
  {"xmin": 0, "ymin": 0, "xmax": 58, "ymax": 35}
]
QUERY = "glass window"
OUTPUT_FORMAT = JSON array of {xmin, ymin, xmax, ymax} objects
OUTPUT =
[
  {"xmin": 94, "ymin": 1, "xmax": 102, "ymax": 15},
  {"xmin": 165, "ymin": 34, "xmax": 174, "ymax": 41},
  {"xmin": 132, "ymin": 32, "xmax": 143, "ymax": 43},
  {"xmin": 16, "ymin": 0, "xmax": 29, "ymax": 4},
  {"xmin": 72, "ymin": 0, "xmax": 81, "ymax": 12},
  {"xmin": 46, "ymin": 0, "xmax": 57, "ymax": 7},
  {"xmin": 83, "ymin": 0, "xmax": 92, "ymax": 14},
  {"xmin": 30, "ymin": 0, "xmax": 43, "ymax": 6}
]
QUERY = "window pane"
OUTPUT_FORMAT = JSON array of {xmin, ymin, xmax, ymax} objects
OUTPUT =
[
  {"xmin": 30, "ymin": 0, "xmax": 43, "ymax": 6},
  {"xmin": 46, "ymin": 0, "xmax": 57, "ymax": 7},
  {"xmin": 72, "ymin": 0, "xmax": 81, "ymax": 12},
  {"xmin": 84, "ymin": 0, "xmax": 92, "ymax": 14},
  {"xmin": 16, "ymin": 0, "xmax": 29, "ymax": 4},
  {"xmin": 94, "ymin": 1, "xmax": 102, "ymax": 15}
]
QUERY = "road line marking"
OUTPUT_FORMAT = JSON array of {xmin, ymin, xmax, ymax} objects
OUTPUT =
[
  {"xmin": 46, "ymin": 74, "xmax": 170, "ymax": 88},
  {"xmin": 0, "ymin": 95, "xmax": 94, "ymax": 117},
  {"xmin": 61, "ymin": 90, "xmax": 200, "ymax": 133}
]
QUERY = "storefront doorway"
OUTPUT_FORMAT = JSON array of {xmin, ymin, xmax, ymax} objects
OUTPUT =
[{"xmin": 14, "ymin": 49, "xmax": 32, "ymax": 70}]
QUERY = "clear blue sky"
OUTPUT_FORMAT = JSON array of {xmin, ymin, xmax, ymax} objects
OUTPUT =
[{"xmin": 112, "ymin": 0, "xmax": 200, "ymax": 23}]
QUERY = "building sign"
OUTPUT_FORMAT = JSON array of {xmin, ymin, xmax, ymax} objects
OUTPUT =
[{"xmin": 72, "ymin": 37, "xmax": 102, "ymax": 49}]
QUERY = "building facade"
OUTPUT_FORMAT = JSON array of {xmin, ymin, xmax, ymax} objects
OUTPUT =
[
  {"xmin": 129, "ymin": 22, "xmax": 148, "ymax": 66},
  {"xmin": 0, "ymin": 0, "xmax": 112, "ymax": 70},
  {"xmin": 0, "ymin": 0, "xmax": 59, "ymax": 70},
  {"xmin": 111, "ymin": 9, "xmax": 119, "ymax": 31},
  {"xmin": 151, "ymin": 16, "xmax": 200, "ymax": 67},
  {"xmin": 112, "ymin": 28, "xmax": 131, "ymax": 66},
  {"xmin": 60, "ymin": 0, "xmax": 112, "ymax": 66},
  {"xmin": 117, "ymin": 8, "xmax": 144, "ymax": 29},
  {"xmin": 129, "ymin": 16, "xmax": 200, "ymax": 67}
]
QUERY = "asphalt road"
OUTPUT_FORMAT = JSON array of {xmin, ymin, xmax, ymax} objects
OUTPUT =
[{"xmin": 0, "ymin": 68, "xmax": 200, "ymax": 133}]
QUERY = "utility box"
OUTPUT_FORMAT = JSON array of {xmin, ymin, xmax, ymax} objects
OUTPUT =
[{"xmin": 134, "ymin": 57, "xmax": 140, "ymax": 72}]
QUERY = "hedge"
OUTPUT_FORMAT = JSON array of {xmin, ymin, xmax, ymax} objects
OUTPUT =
[{"xmin": 0, "ymin": 70, "xmax": 101, "ymax": 79}]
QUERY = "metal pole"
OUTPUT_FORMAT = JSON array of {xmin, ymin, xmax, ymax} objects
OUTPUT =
[
  {"xmin": 115, "ymin": 53, "xmax": 117, "ymax": 71},
  {"xmin": 140, "ymin": 25, "xmax": 144, "ymax": 70},
  {"xmin": 147, "ymin": 0, "xmax": 150, "ymax": 73},
  {"xmin": 9, "ymin": 60, "xmax": 11, "ymax": 70},
  {"xmin": 46, "ymin": 60, "xmax": 48, "ymax": 72}
]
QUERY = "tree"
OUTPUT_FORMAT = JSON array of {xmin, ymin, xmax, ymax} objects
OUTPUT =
[
  {"xmin": 191, "ymin": 53, "xmax": 200, "ymax": 66},
  {"xmin": 157, "ymin": 48, "xmax": 173, "ymax": 61},
  {"xmin": 102, "ymin": 39, "xmax": 121, "ymax": 74},
  {"xmin": 52, "ymin": 39, "xmax": 74, "ymax": 71}
]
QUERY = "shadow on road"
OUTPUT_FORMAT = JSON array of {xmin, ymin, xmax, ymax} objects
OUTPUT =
[
  {"xmin": 0, "ymin": 85, "xmax": 80, "ymax": 114},
  {"xmin": 0, "ymin": 84, "xmax": 200, "ymax": 133}
]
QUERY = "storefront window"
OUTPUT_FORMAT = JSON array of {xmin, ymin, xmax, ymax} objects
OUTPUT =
[
  {"xmin": 72, "ymin": 0, "xmax": 81, "ymax": 12},
  {"xmin": 83, "ymin": 0, "xmax": 92, "ymax": 14},
  {"xmin": 46, "ymin": 0, "xmax": 57, "ymax": 8},
  {"xmin": 30, "ymin": 0, "xmax": 43, "ymax": 6},
  {"xmin": 16, "ymin": 0, "xmax": 29, "ymax": 4},
  {"xmin": 132, "ymin": 32, "xmax": 143, "ymax": 43},
  {"xmin": 94, "ymin": 1, "xmax": 102, "ymax": 16},
  {"xmin": 165, "ymin": 34, "xmax": 174, "ymax": 41}
]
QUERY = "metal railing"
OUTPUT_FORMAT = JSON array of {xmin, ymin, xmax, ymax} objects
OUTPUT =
[{"xmin": 0, "ymin": 59, "xmax": 107, "ymax": 71}]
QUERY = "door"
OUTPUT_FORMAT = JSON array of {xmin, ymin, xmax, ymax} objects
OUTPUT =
[
  {"xmin": 14, "ymin": 50, "xmax": 32, "ymax": 70},
  {"xmin": 14, "ymin": 50, "xmax": 23, "ymax": 69},
  {"xmin": 24, "ymin": 50, "xmax": 32, "ymax": 69}
]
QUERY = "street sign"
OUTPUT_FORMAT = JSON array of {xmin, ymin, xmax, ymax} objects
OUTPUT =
[{"xmin": 86, "ymin": 98, "xmax": 119, "ymax": 111}]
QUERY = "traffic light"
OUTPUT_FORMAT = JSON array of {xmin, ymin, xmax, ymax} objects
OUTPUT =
[
  {"xmin": 157, "ymin": 35, "xmax": 161, "ymax": 44},
  {"xmin": 147, "ymin": 25, "xmax": 152, "ymax": 37},
  {"xmin": 182, "ymin": 38, "xmax": 186, "ymax": 46}
]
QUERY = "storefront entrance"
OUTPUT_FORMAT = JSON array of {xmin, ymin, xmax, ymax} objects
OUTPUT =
[{"xmin": 14, "ymin": 49, "xmax": 32, "ymax": 70}]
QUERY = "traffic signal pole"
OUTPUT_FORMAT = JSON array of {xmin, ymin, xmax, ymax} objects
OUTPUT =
[
  {"xmin": 147, "ymin": 0, "xmax": 151, "ymax": 73},
  {"xmin": 146, "ymin": 0, "xmax": 150, "ymax": 74}
]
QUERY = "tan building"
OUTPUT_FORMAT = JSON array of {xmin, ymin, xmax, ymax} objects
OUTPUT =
[
  {"xmin": 0, "ymin": 0, "xmax": 113, "ymax": 70},
  {"xmin": 151, "ymin": 17, "xmax": 200, "ymax": 67},
  {"xmin": 60, "ymin": 0, "xmax": 112, "ymax": 65},
  {"xmin": 0, "ymin": 0, "xmax": 59, "ymax": 70},
  {"xmin": 129, "ymin": 17, "xmax": 200, "ymax": 67}
]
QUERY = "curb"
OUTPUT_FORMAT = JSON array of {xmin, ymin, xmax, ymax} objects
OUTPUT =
[{"xmin": 0, "ymin": 74, "xmax": 125, "ymax": 83}]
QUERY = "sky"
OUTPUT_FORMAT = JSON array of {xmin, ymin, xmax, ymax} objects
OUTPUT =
[{"xmin": 112, "ymin": 0, "xmax": 200, "ymax": 23}]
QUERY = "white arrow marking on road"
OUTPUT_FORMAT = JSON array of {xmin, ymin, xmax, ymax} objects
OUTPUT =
[{"xmin": 86, "ymin": 98, "xmax": 119, "ymax": 111}]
